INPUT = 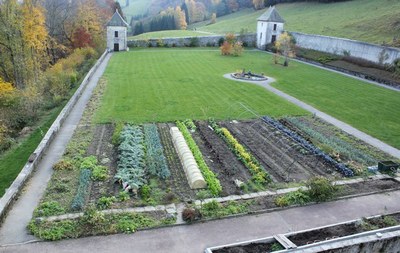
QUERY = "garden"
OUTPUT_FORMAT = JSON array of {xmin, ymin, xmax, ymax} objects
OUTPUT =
[{"xmin": 29, "ymin": 49, "xmax": 400, "ymax": 240}]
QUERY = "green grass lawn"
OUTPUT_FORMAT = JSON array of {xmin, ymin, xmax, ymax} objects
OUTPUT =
[
  {"xmin": 96, "ymin": 49, "xmax": 400, "ymax": 149},
  {"xmin": 129, "ymin": 30, "xmax": 217, "ymax": 40},
  {"xmin": 190, "ymin": 0, "xmax": 400, "ymax": 45},
  {"xmin": 0, "ymin": 107, "xmax": 63, "ymax": 195},
  {"xmin": 94, "ymin": 49, "xmax": 307, "ymax": 124}
]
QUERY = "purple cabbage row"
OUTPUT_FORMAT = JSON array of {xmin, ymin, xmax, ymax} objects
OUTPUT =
[{"xmin": 262, "ymin": 116, "xmax": 354, "ymax": 177}]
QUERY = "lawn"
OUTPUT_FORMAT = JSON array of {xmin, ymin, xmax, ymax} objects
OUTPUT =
[
  {"xmin": 0, "ymin": 107, "xmax": 63, "ymax": 195},
  {"xmin": 129, "ymin": 30, "xmax": 217, "ymax": 40},
  {"xmin": 96, "ymin": 49, "xmax": 400, "ymax": 149},
  {"xmin": 189, "ymin": 0, "xmax": 400, "ymax": 45},
  {"xmin": 94, "ymin": 49, "xmax": 307, "ymax": 123}
]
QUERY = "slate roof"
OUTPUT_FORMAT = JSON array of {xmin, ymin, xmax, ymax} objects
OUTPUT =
[
  {"xmin": 257, "ymin": 6, "xmax": 285, "ymax": 23},
  {"xmin": 107, "ymin": 10, "xmax": 129, "ymax": 27}
]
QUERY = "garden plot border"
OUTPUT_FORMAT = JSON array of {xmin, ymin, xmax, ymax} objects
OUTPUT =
[
  {"xmin": 37, "ymin": 174, "xmax": 399, "ymax": 225},
  {"xmin": 0, "ymin": 50, "xmax": 109, "ymax": 223}
]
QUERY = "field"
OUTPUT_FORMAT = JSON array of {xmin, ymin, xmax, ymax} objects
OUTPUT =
[
  {"xmin": 96, "ymin": 49, "xmax": 400, "ymax": 149},
  {"xmin": 189, "ymin": 0, "xmax": 400, "ymax": 45}
]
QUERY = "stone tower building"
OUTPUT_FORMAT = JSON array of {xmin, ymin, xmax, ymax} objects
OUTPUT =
[
  {"xmin": 256, "ymin": 6, "xmax": 285, "ymax": 49},
  {"xmin": 107, "ymin": 10, "xmax": 129, "ymax": 51}
]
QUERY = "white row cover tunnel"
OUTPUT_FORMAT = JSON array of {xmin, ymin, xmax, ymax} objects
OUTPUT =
[{"xmin": 170, "ymin": 127, "xmax": 207, "ymax": 189}]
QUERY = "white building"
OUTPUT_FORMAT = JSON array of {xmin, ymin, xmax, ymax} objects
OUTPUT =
[
  {"xmin": 107, "ymin": 10, "xmax": 129, "ymax": 51},
  {"xmin": 256, "ymin": 6, "xmax": 285, "ymax": 49}
]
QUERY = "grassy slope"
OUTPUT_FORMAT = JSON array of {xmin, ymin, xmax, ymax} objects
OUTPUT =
[
  {"xmin": 120, "ymin": 0, "xmax": 152, "ymax": 20},
  {"xmin": 96, "ymin": 49, "xmax": 400, "ymax": 149},
  {"xmin": 129, "ymin": 30, "xmax": 216, "ymax": 40},
  {"xmin": 94, "ymin": 49, "xmax": 307, "ymax": 124},
  {"xmin": 0, "ymin": 107, "xmax": 63, "ymax": 195},
  {"xmin": 191, "ymin": 0, "xmax": 400, "ymax": 44}
]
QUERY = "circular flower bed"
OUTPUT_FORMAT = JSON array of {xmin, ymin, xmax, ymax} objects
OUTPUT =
[{"xmin": 231, "ymin": 70, "xmax": 268, "ymax": 81}]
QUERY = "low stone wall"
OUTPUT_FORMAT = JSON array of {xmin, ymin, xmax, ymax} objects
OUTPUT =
[
  {"xmin": 0, "ymin": 50, "xmax": 109, "ymax": 223},
  {"xmin": 291, "ymin": 32, "xmax": 400, "ymax": 64},
  {"xmin": 205, "ymin": 216, "xmax": 400, "ymax": 253},
  {"xmin": 128, "ymin": 33, "xmax": 257, "ymax": 48}
]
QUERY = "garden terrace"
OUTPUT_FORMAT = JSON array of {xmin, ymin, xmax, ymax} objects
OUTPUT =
[{"xmin": 95, "ymin": 49, "xmax": 400, "ymax": 150}]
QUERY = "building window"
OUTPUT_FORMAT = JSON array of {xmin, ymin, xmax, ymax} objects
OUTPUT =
[
  {"xmin": 273, "ymin": 24, "xmax": 277, "ymax": 31},
  {"xmin": 260, "ymin": 33, "xmax": 262, "ymax": 40},
  {"xmin": 115, "ymin": 31, "xmax": 118, "ymax": 38}
]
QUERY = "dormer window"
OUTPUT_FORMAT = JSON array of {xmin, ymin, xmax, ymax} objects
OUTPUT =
[
  {"xmin": 115, "ymin": 31, "xmax": 118, "ymax": 38},
  {"xmin": 273, "ymin": 24, "xmax": 277, "ymax": 31}
]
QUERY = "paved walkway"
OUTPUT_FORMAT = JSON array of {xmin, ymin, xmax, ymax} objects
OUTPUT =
[
  {"xmin": 0, "ymin": 53, "xmax": 112, "ymax": 245},
  {"xmin": 224, "ymin": 74, "xmax": 400, "ymax": 159},
  {"xmin": 1, "ymin": 190, "xmax": 400, "ymax": 252}
]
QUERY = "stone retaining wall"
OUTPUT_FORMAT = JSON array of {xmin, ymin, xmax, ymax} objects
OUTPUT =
[
  {"xmin": 291, "ymin": 32, "xmax": 400, "ymax": 64},
  {"xmin": 128, "ymin": 33, "xmax": 257, "ymax": 48},
  {"xmin": 0, "ymin": 50, "xmax": 109, "ymax": 223}
]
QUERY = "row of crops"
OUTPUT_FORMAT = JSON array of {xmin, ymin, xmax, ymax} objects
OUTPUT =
[{"xmin": 115, "ymin": 124, "xmax": 171, "ymax": 192}]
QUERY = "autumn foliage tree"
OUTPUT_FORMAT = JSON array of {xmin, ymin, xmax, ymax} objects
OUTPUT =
[
  {"xmin": 252, "ymin": 0, "xmax": 264, "ymax": 10},
  {"xmin": 220, "ymin": 33, "xmax": 244, "ymax": 56},
  {"xmin": 275, "ymin": 32, "xmax": 296, "ymax": 66}
]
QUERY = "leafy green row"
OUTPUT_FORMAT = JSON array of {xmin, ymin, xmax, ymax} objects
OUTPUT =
[
  {"xmin": 143, "ymin": 124, "xmax": 171, "ymax": 179},
  {"xmin": 286, "ymin": 117, "xmax": 376, "ymax": 165},
  {"xmin": 209, "ymin": 120, "xmax": 271, "ymax": 185},
  {"xmin": 71, "ymin": 169, "xmax": 92, "ymax": 211},
  {"xmin": 176, "ymin": 121, "xmax": 222, "ymax": 196},
  {"xmin": 115, "ymin": 125, "xmax": 147, "ymax": 190}
]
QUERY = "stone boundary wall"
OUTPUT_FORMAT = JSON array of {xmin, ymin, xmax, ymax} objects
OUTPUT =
[
  {"xmin": 128, "ymin": 33, "xmax": 257, "ymax": 48},
  {"xmin": 291, "ymin": 32, "xmax": 400, "ymax": 64},
  {"xmin": 0, "ymin": 50, "xmax": 109, "ymax": 223}
]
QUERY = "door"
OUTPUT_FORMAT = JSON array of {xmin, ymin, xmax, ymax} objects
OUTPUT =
[
  {"xmin": 114, "ymin": 43, "xmax": 119, "ymax": 52},
  {"xmin": 271, "ymin": 35, "xmax": 277, "ymax": 44}
]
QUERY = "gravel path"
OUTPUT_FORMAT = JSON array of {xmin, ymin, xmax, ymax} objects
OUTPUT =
[
  {"xmin": 223, "ymin": 73, "xmax": 400, "ymax": 159},
  {"xmin": 0, "ymin": 53, "xmax": 112, "ymax": 245}
]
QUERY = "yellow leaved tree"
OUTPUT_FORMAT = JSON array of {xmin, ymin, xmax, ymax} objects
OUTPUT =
[{"xmin": 275, "ymin": 32, "xmax": 296, "ymax": 67}]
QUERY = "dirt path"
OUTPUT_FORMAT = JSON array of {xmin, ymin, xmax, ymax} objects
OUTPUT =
[
  {"xmin": 223, "ymin": 74, "xmax": 400, "ymax": 159},
  {"xmin": 0, "ymin": 53, "xmax": 112, "ymax": 246}
]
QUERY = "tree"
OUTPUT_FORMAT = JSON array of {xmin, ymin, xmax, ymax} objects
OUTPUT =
[
  {"xmin": 174, "ymin": 6, "xmax": 187, "ymax": 30},
  {"xmin": 210, "ymin": 13, "xmax": 217, "ymax": 24},
  {"xmin": 275, "ymin": 32, "xmax": 296, "ymax": 67},
  {"xmin": 227, "ymin": 0, "xmax": 239, "ymax": 12},
  {"xmin": 252, "ymin": 0, "xmax": 264, "ymax": 10}
]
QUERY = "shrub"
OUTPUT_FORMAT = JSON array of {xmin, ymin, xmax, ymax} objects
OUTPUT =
[
  {"xmin": 81, "ymin": 205, "xmax": 105, "ymax": 226},
  {"xmin": 97, "ymin": 196, "xmax": 117, "ymax": 210},
  {"xmin": 70, "ymin": 169, "xmax": 92, "ymax": 211},
  {"xmin": 92, "ymin": 165, "xmax": 108, "ymax": 181},
  {"xmin": 53, "ymin": 159, "xmax": 74, "ymax": 171},
  {"xmin": 275, "ymin": 190, "xmax": 311, "ymax": 207},
  {"xmin": 28, "ymin": 220, "xmax": 78, "ymax": 241},
  {"xmin": 118, "ymin": 191, "xmax": 130, "ymax": 202},
  {"xmin": 189, "ymin": 37, "xmax": 199, "ymax": 47},
  {"xmin": 80, "ymin": 156, "xmax": 98, "ymax": 170},
  {"xmin": 140, "ymin": 184, "xmax": 151, "ymax": 199},
  {"xmin": 306, "ymin": 176, "xmax": 337, "ymax": 202},
  {"xmin": 220, "ymin": 41, "xmax": 232, "ymax": 55},
  {"xmin": 218, "ymin": 37, "xmax": 225, "ymax": 46},
  {"xmin": 182, "ymin": 208, "xmax": 200, "ymax": 223},
  {"xmin": 34, "ymin": 201, "xmax": 65, "ymax": 217}
]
